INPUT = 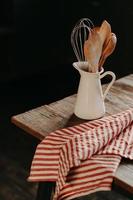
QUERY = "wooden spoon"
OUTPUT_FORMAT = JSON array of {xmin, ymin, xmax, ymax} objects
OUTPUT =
[
  {"xmin": 99, "ymin": 20, "xmax": 111, "ymax": 46},
  {"xmin": 98, "ymin": 33, "xmax": 117, "ymax": 68},
  {"xmin": 83, "ymin": 20, "xmax": 113, "ymax": 72}
]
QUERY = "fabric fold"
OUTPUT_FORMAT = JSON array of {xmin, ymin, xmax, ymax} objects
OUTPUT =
[{"xmin": 28, "ymin": 109, "xmax": 133, "ymax": 200}]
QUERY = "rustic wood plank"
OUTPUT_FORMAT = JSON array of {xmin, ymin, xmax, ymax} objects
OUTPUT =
[
  {"xmin": 114, "ymin": 159, "xmax": 133, "ymax": 194},
  {"xmin": 11, "ymin": 74, "xmax": 133, "ymax": 193},
  {"xmin": 11, "ymin": 97, "xmax": 75, "ymax": 140}
]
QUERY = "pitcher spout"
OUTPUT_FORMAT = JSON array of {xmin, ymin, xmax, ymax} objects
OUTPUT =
[
  {"xmin": 73, "ymin": 61, "xmax": 104, "ymax": 74},
  {"xmin": 73, "ymin": 61, "xmax": 90, "ymax": 74}
]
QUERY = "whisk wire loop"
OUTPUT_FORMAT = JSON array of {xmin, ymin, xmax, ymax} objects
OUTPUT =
[{"xmin": 71, "ymin": 18, "xmax": 94, "ymax": 61}]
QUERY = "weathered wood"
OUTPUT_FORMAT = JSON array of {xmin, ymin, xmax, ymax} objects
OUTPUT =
[
  {"xmin": 11, "ymin": 74, "xmax": 133, "ymax": 193},
  {"xmin": 114, "ymin": 159, "xmax": 133, "ymax": 194}
]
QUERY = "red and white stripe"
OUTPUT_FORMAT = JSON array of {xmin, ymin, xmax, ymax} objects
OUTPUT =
[{"xmin": 28, "ymin": 109, "xmax": 133, "ymax": 200}]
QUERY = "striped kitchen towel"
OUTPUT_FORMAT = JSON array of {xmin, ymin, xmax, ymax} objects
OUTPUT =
[{"xmin": 28, "ymin": 109, "xmax": 133, "ymax": 200}]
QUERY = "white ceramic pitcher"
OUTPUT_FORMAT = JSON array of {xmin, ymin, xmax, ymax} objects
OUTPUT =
[{"xmin": 73, "ymin": 61, "xmax": 116, "ymax": 120}]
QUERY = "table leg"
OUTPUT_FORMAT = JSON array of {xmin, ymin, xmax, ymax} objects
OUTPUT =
[{"xmin": 36, "ymin": 182, "xmax": 55, "ymax": 200}]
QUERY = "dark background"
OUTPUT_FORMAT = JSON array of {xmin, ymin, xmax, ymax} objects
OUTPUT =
[{"xmin": 1, "ymin": 0, "xmax": 133, "ymax": 84}]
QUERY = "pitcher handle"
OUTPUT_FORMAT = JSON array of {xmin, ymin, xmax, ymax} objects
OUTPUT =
[{"xmin": 100, "ymin": 71, "xmax": 116, "ymax": 100}]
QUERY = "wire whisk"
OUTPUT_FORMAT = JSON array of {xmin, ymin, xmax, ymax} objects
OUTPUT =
[{"xmin": 71, "ymin": 18, "xmax": 94, "ymax": 61}]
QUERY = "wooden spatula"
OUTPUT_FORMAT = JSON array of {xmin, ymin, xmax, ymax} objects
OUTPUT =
[{"xmin": 84, "ymin": 29, "xmax": 103, "ymax": 73}]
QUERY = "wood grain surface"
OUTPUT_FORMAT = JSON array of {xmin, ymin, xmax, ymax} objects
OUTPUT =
[{"xmin": 11, "ymin": 74, "xmax": 133, "ymax": 193}]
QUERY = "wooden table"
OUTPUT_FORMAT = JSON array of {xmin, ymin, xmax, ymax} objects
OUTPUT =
[{"xmin": 11, "ymin": 74, "xmax": 133, "ymax": 196}]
